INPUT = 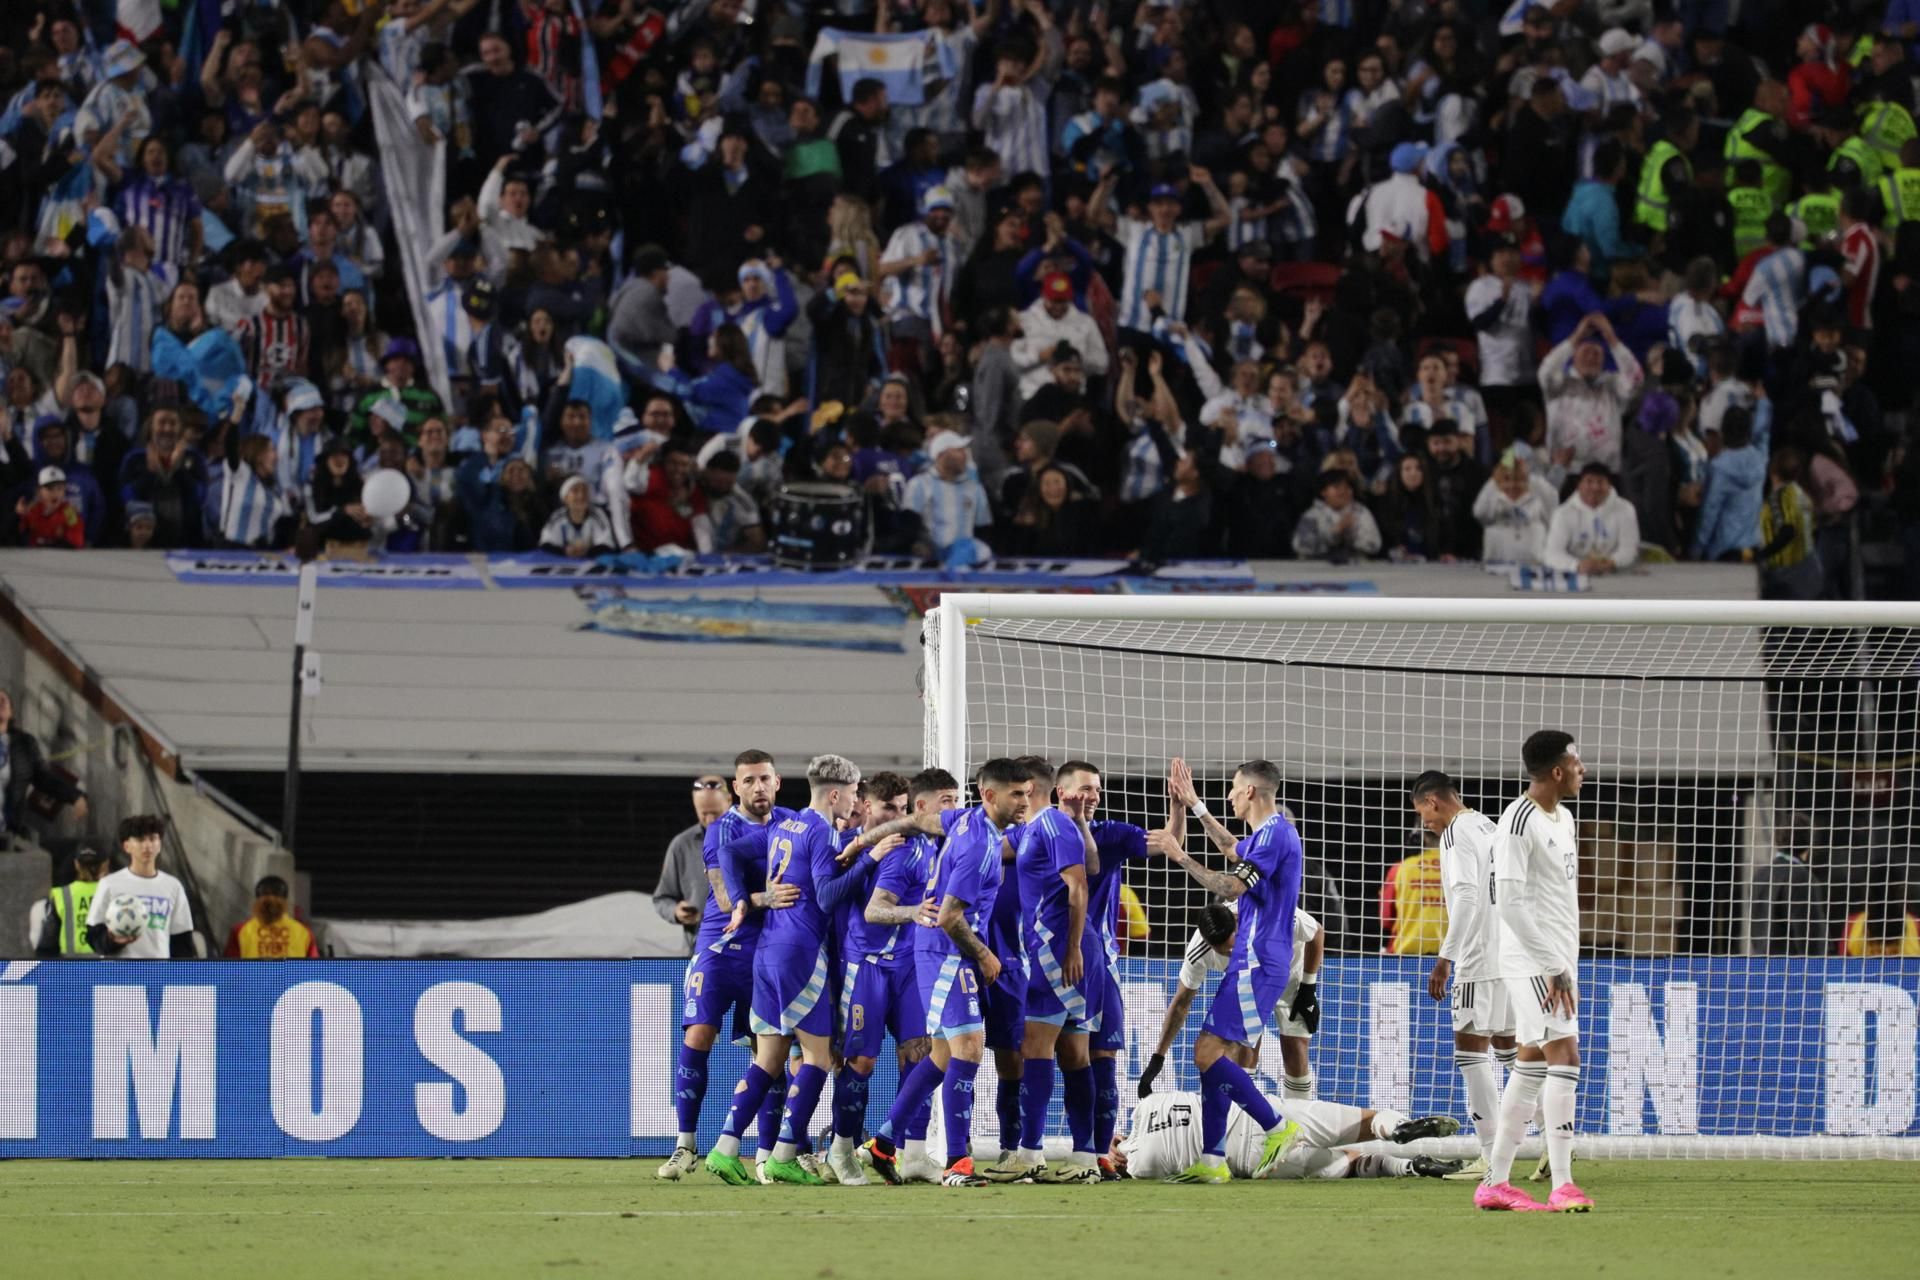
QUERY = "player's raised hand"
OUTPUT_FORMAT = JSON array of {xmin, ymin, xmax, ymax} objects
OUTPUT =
[
  {"xmin": 1426, "ymin": 956, "xmax": 1451, "ymax": 1003},
  {"xmin": 1137, "ymin": 1052, "xmax": 1164, "ymax": 1097},
  {"xmin": 1168, "ymin": 757, "xmax": 1197, "ymax": 808}
]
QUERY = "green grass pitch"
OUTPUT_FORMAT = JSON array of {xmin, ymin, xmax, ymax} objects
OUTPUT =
[{"xmin": 4, "ymin": 1159, "xmax": 1912, "ymax": 1278}]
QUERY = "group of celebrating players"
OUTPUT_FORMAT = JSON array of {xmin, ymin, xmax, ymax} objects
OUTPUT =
[{"xmin": 655, "ymin": 729, "xmax": 1593, "ymax": 1212}]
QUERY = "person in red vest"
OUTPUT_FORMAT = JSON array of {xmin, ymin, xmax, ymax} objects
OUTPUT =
[
  {"xmin": 224, "ymin": 875, "xmax": 319, "ymax": 958},
  {"xmin": 631, "ymin": 439, "xmax": 708, "ymax": 551}
]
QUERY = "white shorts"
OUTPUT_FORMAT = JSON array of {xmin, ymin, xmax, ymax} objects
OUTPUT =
[
  {"xmin": 1449, "ymin": 977, "xmax": 1514, "ymax": 1036},
  {"xmin": 1506, "ymin": 974, "xmax": 1580, "ymax": 1046}
]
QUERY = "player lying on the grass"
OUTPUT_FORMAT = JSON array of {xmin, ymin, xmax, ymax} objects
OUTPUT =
[
  {"xmin": 1137, "ymin": 896, "xmax": 1321, "ymax": 1102},
  {"xmin": 1114, "ymin": 1091, "xmax": 1463, "ymax": 1181},
  {"xmin": 1150, "ymin": 756, "xmax": 1306, "ymax": 1184}
]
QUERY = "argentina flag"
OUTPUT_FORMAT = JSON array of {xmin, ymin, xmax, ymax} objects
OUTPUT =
[
  {"xmin": 564, "ymin": 336, "xmax": 628, "ymax": 441},
  {"xmin": 805, "ymin": 29, "xmax": 951, "ymax": 108}
]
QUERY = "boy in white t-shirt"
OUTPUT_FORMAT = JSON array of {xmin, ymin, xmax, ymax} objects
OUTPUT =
[{"xmin": 86, "ymin": 814, "xmax": 195, "ymax": 959}]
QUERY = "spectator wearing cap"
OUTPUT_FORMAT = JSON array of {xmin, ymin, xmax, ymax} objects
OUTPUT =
[
  {"xmin": 1581, "ymin": 29, "xmax": 1646, "ymax": 115},
  {"xmin": 1094, "ymin": 171, "xmax": 1230, "ymax": 340},
  {"xmin": 1788, "ymin": 25, "xmax": 1851, "ymax": 130},
  {"xmin": 880, "ymin": 186, "xmax": 962, "ymax": 371},
  {"xmin": 205, "ymin": 241, "xmax": 270, "ymax": 332},
  {"xmin": 805, "ymin": 273, "xmax": 886, "ymax": 416},
  {"xmin": 236, "ymin": 262, "xmax": 310, "ymax": 388},
  {"xmin": 1541, "ymin": 311, "xmax": 1643, "ymax": 478},
  {"xmin": 272, "ymin": 379, "xmax": 329, "ymax": 507},
  {"xmin": 1361, "ymin": 143, "xmax": 1446, "ymax": 262},
  {"xmin": 28, "ymin": 418, "xmax": 106, "ymax": 546},
  {"xmin": 350, "ymin": 338, "xmax": 445, "ymax": 446},
  {"xmin": 903, "ymin": 430, "xmax": 994, "ymax": 566},
  {"xmin": 686, "ymin": 127, "xmax": 779, "ymax": 278},
  {"xmin": 540, "ymin": 474, "xmax": 618, "ymax": 558},
  {"xmin": 1012, "ymin": 272, "xmax": 1106, "ymax": 401},
  {"xmin": 308, "ymin": 438, "xmax": 371, "ymax": 545},
  {"xmin": 224, "ymin": 876, "xmax": 318, "ymax": 959},
  {"xmin": 1544, "ymin": 462, "xmax": 1640, "ymax": 575},
  {"xmin": 15, "ymin": 466, "xmax": 85, "ymax": 548},
  {"xmin": 36, "ymin": 844, "xmax": 111, "ymax": 957}
]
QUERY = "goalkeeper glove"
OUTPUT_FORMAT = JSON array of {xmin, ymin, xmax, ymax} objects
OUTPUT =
[
  {"xmin": 1138, "ymin": 1052, "xmax": 1165, "ymax": 1097},
  {"xmin": 1289, "ymin": 978, "xmax": 1320, "ymax": 1035}
]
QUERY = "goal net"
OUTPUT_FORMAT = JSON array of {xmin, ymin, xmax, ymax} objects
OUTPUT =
[{"xmin": 923, "ymin": 595, "xmax": 1920, "ymax": 1159}]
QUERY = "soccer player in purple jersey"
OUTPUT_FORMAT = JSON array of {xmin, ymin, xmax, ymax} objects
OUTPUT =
[
  {"xmin": 984, "ymin": 758, "xmax": 1103, "ymax": 1184},
  {"xmin": 820, "ymin": 771, "xmax": 910, "ymax": 1186},
  {"xmin": 658, "ymin": 750, "xmax": 791, "ymax": 1181},
  {"xmin": 842, "ymin": 757, "xmax": 1033, "ymax": 1186},
  {"xmin": 1078, "ymin": 765, "xmax": 1157, "ymax": 1179},
  {"xmin": 705, "ymin": 755, "xmax": 902, "ymax": 1186},
  {"xmin": 1150, "ymin": 756, "xmax": 1306, "ymax": 1184},
  {"xmin": 836, "ymin": 768, "xmax": 959, "ymax": 1184}
]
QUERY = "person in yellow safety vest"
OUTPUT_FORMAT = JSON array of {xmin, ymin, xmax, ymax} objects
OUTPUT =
[
  {"xmin": 1878, "ymin": 138, "xmax": 1920, "ymax": 229},
  {"xmin": 1789, "ymin": 176, "xmax": 1842, "ymax": 246},
  {"xmin": 1727, "ymin": 159, "xmax": 1775, "ymax": 258},
  {"xmin": 1819, "ymin": 109, "xmax": 1885, "ymax": 192},
  {"xmin": 1380, "ymin": 836, "xmax": 1448, "ymax": 955},
  {"xmin": 1723, "ymin": 81, "xmax": 1795, "ymax": 210},
  {"xmin": 1858, "ymin": 93, "xmax": 1918, "ymax": 171},
  {"xmin": 34, "ymin": 845, "xmax": 110, "ymax": 957},
  {"xmin": 1634, "ymin": 110, "xmax": 1698, "ymax": 236},
  {"xmin": 1839, "ymin": 907, "xmax": 1920, "ymax": 956}
]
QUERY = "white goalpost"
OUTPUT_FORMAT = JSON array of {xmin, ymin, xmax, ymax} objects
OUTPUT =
[{"xmin": 924, "ymin": 594, "xmax": 1920, "ymax": 1159}]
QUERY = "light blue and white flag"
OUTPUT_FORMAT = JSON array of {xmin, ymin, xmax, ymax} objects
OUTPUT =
[
  {"xmin": 565, "ymin": 336, "xmax": 627, "ymax": 441},
  {"xmin": 805, "ymin": 28, "xmax": 953, "ymax": 108}
]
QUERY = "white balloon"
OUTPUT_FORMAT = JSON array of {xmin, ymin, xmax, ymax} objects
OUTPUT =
[{"xmin": 362, "ymin": 468, "xmax": 412, "ymax": 520}]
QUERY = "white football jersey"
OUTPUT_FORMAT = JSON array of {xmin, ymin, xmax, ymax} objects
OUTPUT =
[
  {"xmin": 86, "ymin": 868, "xmax": 194, "ymax": 960},
  {"xmin": 1436, "ymin": 808, "xmax": 1501, "ymax": 982},
  {"xmin": 1492, "ymin": 795, "xmax": 1580, "ymax": 979},
  {"xmin": 1177, "ymin": 904, "xmax": 1320, "ymax": 992},
  {"xmin": 1122, "ymin": 1092, "xmax": 1361, "ymax": 1180}
]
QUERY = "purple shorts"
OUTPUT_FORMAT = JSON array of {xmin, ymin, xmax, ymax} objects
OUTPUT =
[
  {"xmin": 680, "ymin": 941, "xmax": 753, "ymax": 1045},
  {"xmin": 841, "ymin": 957, "xmax": 926, "ymax": 1060}
]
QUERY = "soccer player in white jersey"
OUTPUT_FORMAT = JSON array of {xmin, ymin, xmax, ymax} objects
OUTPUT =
[
  {"xmin": 1412, "ymin": 770, "xmax": 1517, "ymax": 1182},
  {"xmin": 1115, "ymin": 1091, "xmax": 1463, "ymax": 1181},
  {"xmin": 1138, "ymin": 900, "xmax": 1324, "ymax": 1106},
  {"xmin": 1475, "ymin": 730, "xmax": 1594, "ymax": 1213}
]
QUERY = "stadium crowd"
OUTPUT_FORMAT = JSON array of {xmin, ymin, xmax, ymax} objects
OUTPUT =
[{"xmin": 0, "ymin": 0, "xmax": 1915, "ymax": 593}]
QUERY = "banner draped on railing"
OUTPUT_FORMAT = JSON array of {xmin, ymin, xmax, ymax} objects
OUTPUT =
[{"xmin": 0, "ymin": 958, "xmax": 1913, "ymax": 1158}]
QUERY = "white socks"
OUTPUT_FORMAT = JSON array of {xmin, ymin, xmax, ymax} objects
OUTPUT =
[
  {"xmin": 1284, "ymin": 1073, "xmax": 1315, "ymax": 1102},
  {"xmin": 1455, "ymin": 1050, "xmax": 1500, "ymax": 1161},
  {"xmin": 1544, "ymin": 1065, "xmax": 1579, "ymax": 1187},
  {"xmin": 1369, "ymin": 1108, "xmax": 1408, "ymax": 1141},
  {"xmin": 1486, "ymin": 1061, "xmax": 1545, "ymax": 1185}
]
